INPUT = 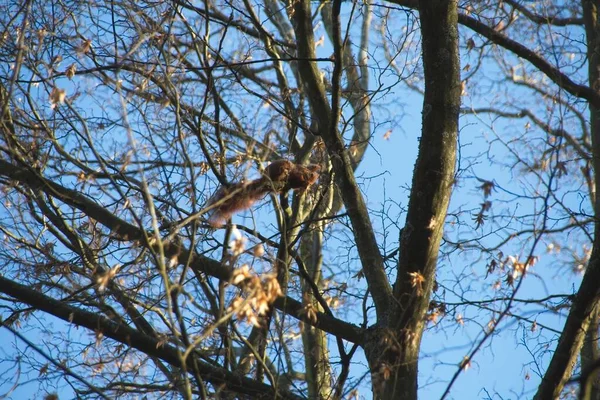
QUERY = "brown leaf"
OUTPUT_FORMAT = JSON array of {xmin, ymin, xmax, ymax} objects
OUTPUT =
[
  {"xmin": 408, "ymin": 271, "xmax": 425, "ymax": 296},
  {"xmin": 49, "ymin": 87, "xmax": 66, "ymax": 109},
  {"xmin": 39, "ymin": 363, "xmax": 49, "ymax": 376},
  {"xmin": 65, "ymin": 64, "xmax": 76, "ymax": 80},
  {"xmin": 466, "ymin": 38, "xmax": 475, "ymax": 51},
  {"xmin": 77, "ymin": 39, "xmax": 92, "ymax": 55},
  {"xmin": 479, "ymin": 180, "xmax": 495, "ymax": 198}
]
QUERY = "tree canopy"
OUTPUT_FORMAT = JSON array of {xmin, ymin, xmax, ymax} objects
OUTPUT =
[{"xmin": 0, "ymin": 0, "xmax": 599, "ymax": 399}]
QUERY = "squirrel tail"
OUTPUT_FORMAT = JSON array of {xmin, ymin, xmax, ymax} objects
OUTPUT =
[
  {"xmin": 205, "ymin": 160, "xmax": 321, "ymax": 227},
  {"xmin": 206, "ymin": 179, "xmax": 268, "ymax": 227}
]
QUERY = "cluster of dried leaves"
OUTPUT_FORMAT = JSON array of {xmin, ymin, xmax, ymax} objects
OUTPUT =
[{"xmin": 229, "ymin": 265, "xmax": 282, "ymax": 327}]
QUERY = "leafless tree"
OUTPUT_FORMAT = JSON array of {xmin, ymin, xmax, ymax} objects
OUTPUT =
[{"xmin": 2, "ymin": 0, "xmax": 600, "ymax": 399}]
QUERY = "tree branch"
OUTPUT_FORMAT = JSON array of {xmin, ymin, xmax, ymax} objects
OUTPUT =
[
  {"xmin": 533, "ymin": 255, "xmax": 600, "ymax": 400},
  {"xmin": 0, "ymin": 160, "xmax": 364, "ymax": 344},
  {"xmin": 0, "ymin": 275, "xmax": 303, "ymax": 400},
  {"xmin": 457, "ymin": 13, "xmax": 600, "ymax": 108},
  {"xmin": 387, "ymin": 0, "xmax": 600, "ymax": 108},
  {"xmin": 503, "ymin": 0, "xmax": 584, "ymax": 27},
  {"xmin": 291, "ymin": 0, "xmax": 394, "ymax": 319}
]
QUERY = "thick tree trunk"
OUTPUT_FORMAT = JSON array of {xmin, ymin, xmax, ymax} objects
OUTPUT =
[
  {"xmin": 581, "ymin": 307, "xmax": 600, "ymax": 400},
  {"xmin": 292, "ymin": 0, "xmax": 459, "ymax": 397},
  {"xmin": 364, "ymin": 0, "xmax": 460, "ymax": 398}
]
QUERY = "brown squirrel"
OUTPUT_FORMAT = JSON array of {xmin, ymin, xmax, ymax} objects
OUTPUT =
[{"xmin": 206, "ymin": 160, "xmax": 320, "ymax": 227}]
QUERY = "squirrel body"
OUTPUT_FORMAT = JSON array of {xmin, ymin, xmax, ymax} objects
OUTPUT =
[
  {"xmin": 207, "ymin": 160, "xmax": 320, "ymax": 227},
  {"xmin": 285, "ymin": 164, "xmax": 320, "ymax": 191}
]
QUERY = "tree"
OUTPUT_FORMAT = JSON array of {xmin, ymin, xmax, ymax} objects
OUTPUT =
[{"xmin": 0, "ymin": 0, "xmax": 598, "ymax": 399}]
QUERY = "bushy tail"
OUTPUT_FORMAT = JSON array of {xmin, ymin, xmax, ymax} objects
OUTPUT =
[
  {"xmin": 206, "ymin": 180, "xmax": 269, "ymax": 227},
  {"xmin": 206, "ymin": 160, "xmax": 321, "ymax": 227}
]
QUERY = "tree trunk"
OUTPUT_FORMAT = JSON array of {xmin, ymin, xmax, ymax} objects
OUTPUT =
[
  {"xmin": 581, "ymin": 307, "xmax": 600, "ymax": 400},
  {"xmin": 364, "ymin": 0, "xmax": 460, "ymax": 398},
  {"xmin": 300, "ymin": 226, "xmax": 333, "ymax": 400}
]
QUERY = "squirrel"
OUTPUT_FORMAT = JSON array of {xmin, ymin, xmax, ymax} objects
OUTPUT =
[{"xmin": 206, "ymin": 160, "xmax": 321, "ymax": 227}]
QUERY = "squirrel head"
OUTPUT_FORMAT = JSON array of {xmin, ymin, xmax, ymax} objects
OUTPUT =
[
  {"xmin": 286, "ymin": 163, "xmax": 320, "ymax": 191},
  {"xmin": 263, "ymin": 159, "xmax": 294, "ymax": 183}
]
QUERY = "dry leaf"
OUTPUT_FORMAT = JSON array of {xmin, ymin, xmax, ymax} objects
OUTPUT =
[
  {"xmin": 65, "ymin": 63, "xmax": 76, "ymax": 80},
  {"xmin": 49, "ymin": 87, "xmax": 66, "ymax": 109},
  {"xmin": 77, "ymin": 38, "xmax": 92, "ymax": 55}
]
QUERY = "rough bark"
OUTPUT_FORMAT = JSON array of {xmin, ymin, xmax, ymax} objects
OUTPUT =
[
  {"xmin": 362, "ymin": 0, "xmax": 460, "ymax": 398},
  {"xmin": 581, "ymin": 307, "xmax": 600, "ymax": 400},
  {"xmin": 300, "ymin": 226, "xmax": 333, "ymax": 400}
]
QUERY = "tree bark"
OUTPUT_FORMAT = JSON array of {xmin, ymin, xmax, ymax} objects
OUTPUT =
[
  {"xmin": 363, "ymin": 0, "xmax": 460, "ymax": 398},
  {"xmin": 581, "ymin": 307, "xmax": 600, "ymax": 400},
  {"xmin": 300, "ymin": 225, "xmax": 333, "ymax": 400}
]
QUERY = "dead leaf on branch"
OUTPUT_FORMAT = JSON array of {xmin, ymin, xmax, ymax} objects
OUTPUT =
[
  {"xmin": 229, "ymin": 265, "xmax": 282, "ymax": 327},
  {"xmin": 408, "ymin": 271, "xmax": 425, "ymax": 296}
]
